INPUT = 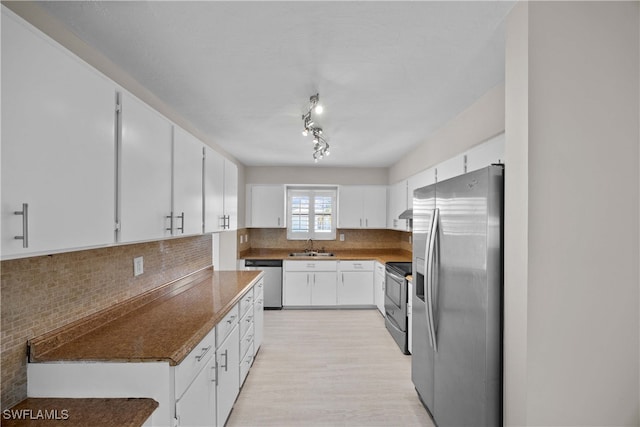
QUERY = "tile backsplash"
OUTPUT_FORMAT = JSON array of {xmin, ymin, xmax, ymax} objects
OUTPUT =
[
  {"xmin": 245, "ymin": 228, "xmax": 412, "ymax": 252},
  {"xmin": 0, "ymin": 235, "xmax": 212, "ymax": 409}
]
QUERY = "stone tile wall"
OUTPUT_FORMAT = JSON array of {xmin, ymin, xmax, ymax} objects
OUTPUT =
[{"xmin": 1, "ymin": 235, "xmax": 212, "ymax": 409}]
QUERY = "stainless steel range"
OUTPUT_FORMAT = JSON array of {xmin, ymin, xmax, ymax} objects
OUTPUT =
[{"xmin": 384, "ymin": 261, "xmax": 412, "ymax": 354}]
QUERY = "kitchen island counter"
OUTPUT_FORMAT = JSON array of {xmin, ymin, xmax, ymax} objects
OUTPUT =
[
  {"xmin": 1, "ymin": 397, "xmax": 158, "ymax": 427},
  {"xmin": 28, "ymin": 267, "xmax": 262, "ymax": 365}
]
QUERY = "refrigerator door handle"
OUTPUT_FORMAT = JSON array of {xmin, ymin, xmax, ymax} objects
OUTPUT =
[{"xmin": 426, "ymin": 208, "xmax": 439, "ymax": 352}]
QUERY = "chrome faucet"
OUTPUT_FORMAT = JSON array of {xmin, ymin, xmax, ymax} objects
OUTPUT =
[{"xmin": 306, "ymin": 239, "xmax": 314, "ymax": 253}]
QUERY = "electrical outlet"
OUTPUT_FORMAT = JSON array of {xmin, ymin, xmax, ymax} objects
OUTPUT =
[
  {"xmin": 239, "ymin": 235, "xmax": 243, "ymax": 244},
  {"xmin": 409, "ymin": 235, "xmax": 412, "ymax": 244},
  {"xmin": 340, "ymin": 233, "xmax": 345, "ymax": 242},
  {"xmin": 133, "ymin": 256, "xmax": 144, "ymax": 277},
  {"xmin": 245, "ymin": 234, "xmax": 249, "ymax": 243}
]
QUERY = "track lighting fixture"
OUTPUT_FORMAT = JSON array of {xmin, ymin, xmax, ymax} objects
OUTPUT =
[{"xmin": 301, "ymin": 93, "xmax": 330, "ymax": 162}]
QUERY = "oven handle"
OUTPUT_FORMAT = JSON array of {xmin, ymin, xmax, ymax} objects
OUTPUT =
[{"xmin": 426, "ymin": 208, "xmax": 439, "ymax": 353}]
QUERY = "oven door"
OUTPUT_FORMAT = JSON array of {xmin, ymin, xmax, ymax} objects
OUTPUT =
[{"xmin": 384, "ymin": 268, "xmax": 407, "ymax": 331}]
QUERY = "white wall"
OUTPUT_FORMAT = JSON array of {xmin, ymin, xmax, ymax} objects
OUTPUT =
[
  {"xmin": 505, "ymin": 2, "xmax": 640, "ymax": 425},
  {"xmin": 245, "ymin": 166, "xmax": 388, "ymax": 185},
  {"xmin": 503, "ymin": 3, "xmax": 529, "ymax": 426},
  {"xmin": 388, "ymin": 84, "xmax": 505, "ymax": 183}
]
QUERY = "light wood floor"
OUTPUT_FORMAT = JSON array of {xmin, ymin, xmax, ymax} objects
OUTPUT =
[{"xmin": 226, "ymin": 309, "xmax": 435, "ymax": 427}]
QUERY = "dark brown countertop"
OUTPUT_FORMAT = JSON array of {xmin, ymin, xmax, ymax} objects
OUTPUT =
[
  {"xmin": 28, "ymin": 268, "xmax": 262, "ymax": 365},
  {"xmin": 240, "ymin": 248, "xmax": 412, "ymax": 264},
  {"xmin": 1, "ymin": 398, "xmax": 157, "ymax": 427}
]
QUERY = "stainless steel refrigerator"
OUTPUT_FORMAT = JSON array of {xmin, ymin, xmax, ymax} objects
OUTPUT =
[{"xmin": 412, "ymin": 165, "xmax": 503, "ymax": 427}]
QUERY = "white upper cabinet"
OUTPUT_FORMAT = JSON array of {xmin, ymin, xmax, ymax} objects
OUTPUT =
[
  {"xmin": 387, "ymin": 180, "xmax": 409, "ymax": 231},
  {"xmin": 224, "ymin": 159, "xmax": 238, "ymax": 231},
  {"xmin": 247, "ymin": 185, "xmax": 285, "ymax": 228},
  {"xmin": 118, "ymin": 91, "xmax": 173, "ymax": 243},
  {"xmin": 203, "ymin": 149, "xmax": 237, "ymax": 232},
  {"xmin": 1, "ymin": 9, "xmax": 116, "ymax": 259},
  {"xmin": 173, "ymin": 127, "xmax": 204, "ymax": 236},
  {"xmin": 435, "ymin": 154, "xmax": 465, "ymax": 183},
  {"xmin": 203, "ymin": 146, "xmax": 225, "ymax": 233},
  {"xmin": 338, "ymin": 186, "xmax": 387, "ymax": 229},
  {"xmin": 465, "ymin": 133, "xmax": 505, "ymax": 173},
  {"xmin": 407, "ymin": 167, "xmax": 436, "ymax": 210}
]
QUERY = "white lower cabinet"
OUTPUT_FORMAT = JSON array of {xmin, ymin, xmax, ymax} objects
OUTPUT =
[
  {"xmin": 175, "ymin": 355, "xmax": 216, "ymax": 427},
  {"xmin": 283, "ymin": 261, "xmax": 338, "ymax": 306},
  {"xmin": 253, "ymin": 281, "xmax": 264, "ymax": 353},
  {"xmin": 408, "ymin": 281, "xmax": 413, "ymax": 354},
  {"xmin": 337, "ymin": 261, "xmax": 374, "ymax": 306},
  {"xmin": 374, "ymin": 262, "xmax": 386, "ymax": 316},
  {"xmin": 216, "ymin": 324, "xmax": 240, "ymax": 427},
  {"xmin": 27, "ymin": 280, "xmax": 265, "ymax": 427}
]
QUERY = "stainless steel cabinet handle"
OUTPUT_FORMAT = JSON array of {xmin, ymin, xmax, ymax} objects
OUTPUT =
[
  {"xmin": 360, "ymin": 218, "xmax": 362, "ymax": 227},
  {"xmin": 219, "ymin": 215, "xmax": 226, "ymax": 229},
  {"xmin": 165, "ymin": 212, "xmax": 173, "ymax": 232},
  {"xmin": 14, "ymin": 203, "xmax": 29, "ymax": 248},
  {"xmin": 176, "ymin": 212, "xmax": 184, "ymax": 233},
  {"xmin": 195, "ymin": 345, "xmax": 212, "ymax": 361},
  {"xmin": 277, "ymin": 217, "xmax": 281, "ymax": 226},
  {"xmin": 366, "ymin": 218, "xmax": 368, "ymax": 227},
  {"xmin": 221, "ymin": 350, "xmax": 229, "ymax": 371}
]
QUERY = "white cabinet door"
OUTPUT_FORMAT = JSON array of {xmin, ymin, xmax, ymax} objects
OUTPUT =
[
  {"xmin": 176, "ymin": 357, "xmax": 216, "ymax": 427},
  {"xmin": 436, "ymin": 154, "xmax": 465, "ymax": 183},
  {"xmin": 173, "ymin": 127, "xmax": 204, "ymax": 237},
  {"xmin": 338, "ymin": 186, "xmax": 363, "ymax": 228},
  {"xmin": 465, "ymin": 133, "xmax": 505, "ymax": 173},
  {"xmin": 253, "ymin": 288, "xmax": 264, "ymax": 354},
  {"xmin": 374, "ymin": 263, "xmax": 386, "ymax": 315},
  {"xmin": 119, "ymin": 92, "xmax": 173, "ymax": 243},
  {"xmin": 363, "ymin": 186, "xmax": 387, "ymax": 228},
  {"xmin": 408, "ymin": 281, "xmax": 413, "ymax": 354},
  {"xmin": 1, "ymin": 10, "xmax": 116, "ymax": 258},
  {"xmin": 204, "ymin": 147, "xmax": 225, "ymax": 233},
  {"xmin": 311, "ymin": 272, "xmax": 338, "ymax": 306},
  {"xmin": 224, "ymin": 159, "xmax": 238, "ymax": 231},
  {"xmin": 338, "ymin": 271, "xmax": 374, "ymax": 305},
  {"xmin": 249, "ymin": 185, "xmax": 285, "ymax": 228},
  {"xmin": 408, "ymin": 167, "xmax": 436, "ymax": 210},
  {"xmin": 216, "ymin": 325, "xmax": 240, "ymax": 427},
  {"xmin": 283, "ymin": 272, "xmax": 312, "ymax": 305},
  {"xmin": 339, "ymin": 186, "xmax": 387, "ymax": 229},
  {"xmin": 387, "ymin": 181, "xmax": 408, "ymax": 231}
]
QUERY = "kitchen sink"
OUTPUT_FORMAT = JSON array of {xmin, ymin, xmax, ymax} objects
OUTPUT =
[{"xmin": 288, "ymin": 252, "xmax": 335, "ymax": 257}]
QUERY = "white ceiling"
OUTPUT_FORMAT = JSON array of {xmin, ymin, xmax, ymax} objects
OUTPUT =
[{"xmin": 35, "ymin": 1, "xmax": 514, "ymax": 168}]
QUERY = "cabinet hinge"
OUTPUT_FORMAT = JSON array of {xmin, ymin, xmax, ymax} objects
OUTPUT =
[
  {"xmin": 115, "ymin": 103, "xmax": 121, "ymax": 113},
  {"xmin": 463, "ymin": 154, "xmax": 468, "ymax": 173},
  {"xmin": 114, "ymin": 222, "xmax": 121, "ymax": 232}
]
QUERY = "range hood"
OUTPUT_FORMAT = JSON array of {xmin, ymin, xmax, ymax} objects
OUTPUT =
[{"xmin": 399, "ymin": 209, "xmax": 413, "ymax": 219}]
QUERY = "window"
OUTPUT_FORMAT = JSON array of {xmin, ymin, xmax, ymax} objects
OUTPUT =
[{"xmin": 287, "ymin": 187, "xmax": 337, "ymax": 240}]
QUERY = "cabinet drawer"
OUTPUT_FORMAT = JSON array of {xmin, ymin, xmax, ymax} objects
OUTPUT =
[
  {"xmin": 254, "ymin": 279, "xmax": 264, "ymax": 299},
  {"xmin": 175, "ymin": 326, "xmax": 216, "ymax": 399},
  {"xmin": 339, "ymin": 260, "xmax": 374, "ymax": 271},
  {"xmin": 285, "ymin": 260, "xmax": 337, "ymax": 271},
  {"xmin": 240, "ymin": 323, "xmax": 254, "ymax": 360},
  {"xmin": 240, "ymin": 343, "xmax": 254, "ymax": 386},
  {"xmin": 239, "ymin": 289, "xmax": 254, "ymax": 318},
  {"xmin": 216, "ymin": 304, "xmax": 239, "ymax": 348},
  {"xmin": 240, "ymin": 307, "xmax": 254, "ymax": 338}
]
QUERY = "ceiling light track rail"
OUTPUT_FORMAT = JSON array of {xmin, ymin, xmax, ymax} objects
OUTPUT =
[{"xmin": 301, "ymin": 93, "xmax": 330, "ymax": 162}]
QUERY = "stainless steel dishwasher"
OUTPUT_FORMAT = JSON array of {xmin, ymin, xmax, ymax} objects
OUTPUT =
[{"xmin": 244, "ymin": 259, "xmax": 283, "ymax": 309}]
